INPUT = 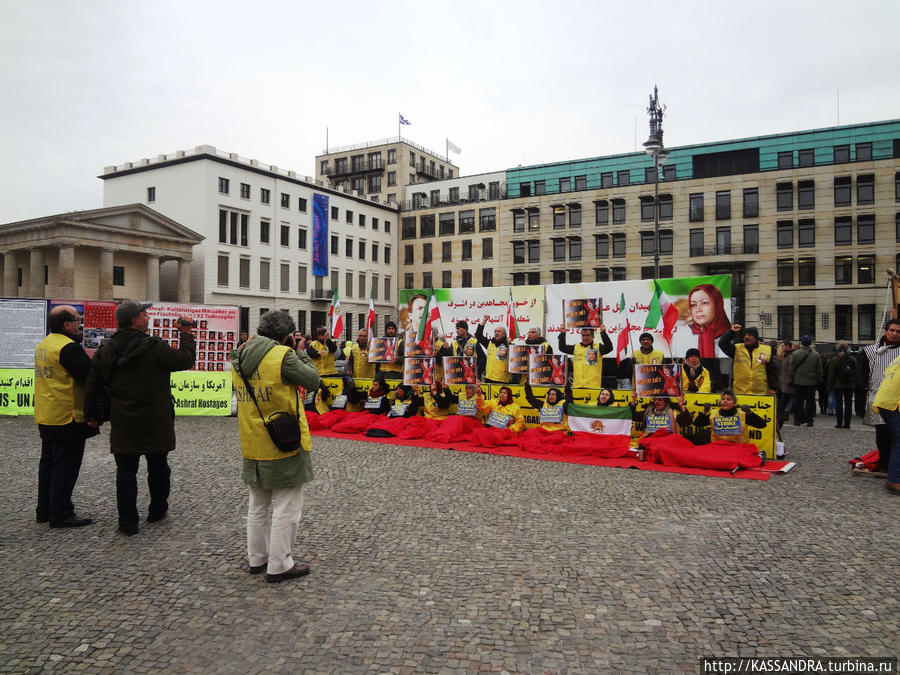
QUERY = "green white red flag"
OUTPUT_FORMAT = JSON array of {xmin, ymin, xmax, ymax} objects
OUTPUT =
[
  {"xmin": 329, "ymin": 288, "xmax": 343, "ymax": 339},
  {"xmin": 416, "ymin": 288, "xmax": 441, "ymax": 347},
  {"xmin": 616, "ymin": 293, "xmax": 631, "ymax": 365},
  {"xmin": 505, "ymin": 289, "xmax": 519, "ymax": 340},
  {"xmin": 645, "ymin": 280, "xmax": 678, "ymax": 343}
]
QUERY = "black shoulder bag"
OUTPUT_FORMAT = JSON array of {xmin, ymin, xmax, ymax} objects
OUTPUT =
[{"xmin": 238, "ymin": 352, "xmax": 302, "ymax": 453}]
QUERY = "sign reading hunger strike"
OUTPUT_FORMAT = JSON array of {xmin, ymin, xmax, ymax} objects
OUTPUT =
[{"xmin": 634, "ymin": 363, "xmax": 682, "ymax": 398}]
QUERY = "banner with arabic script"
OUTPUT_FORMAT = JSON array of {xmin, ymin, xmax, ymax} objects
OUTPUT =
[
  {"xmin": 0, "ymin": 369, "xmax": 35, "ymax": 415},
  {"xmin": 170, "ymin": 372, "xmax": 232, "ymax": 415}
]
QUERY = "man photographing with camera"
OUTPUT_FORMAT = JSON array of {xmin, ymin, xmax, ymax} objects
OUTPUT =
[{"xmin": 84, "ymin": 300, "xmax": 196, "ymax": 536}]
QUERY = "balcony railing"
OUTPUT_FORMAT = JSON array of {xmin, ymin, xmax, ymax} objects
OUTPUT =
[
  {"xmin": 416, "ymin": 163, "xmax": 441, "ymax": 180},
  {"xmin": 310, "ymin": 288, "xmax": 333, "ymax": 301},
  {"xmin": 322, "ymin": 159, "xmax": 384, "ymax": 178},
  {"xmin": 399, "ymin": 183, "xmax": 507, "ymax": 211},
  {"xmin": 690, "ymin": 243, "xmax": 759, "ymax": 257}
]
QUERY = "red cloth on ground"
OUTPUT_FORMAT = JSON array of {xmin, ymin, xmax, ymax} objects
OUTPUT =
[
  {"xmin": 641, "ymin": 430, "xmax": 763, "ymax": 471},
  {"xmin": 563, "ymin": 432, "xmax": 634, "ymax": 458},
  {"xmin": 330, "ymin": 411, "xmax": 381, "ymax": 434},
  {"xmin": 518, "ymin": 427, "xmax": 570, "ymax": 454},
  {"xmin": 469, "ymin": 426, "xmax": 519, "ymax": 448},
  {"xmin": 396, "ymin": 416, "xmax": 441, "ymax": 439},
  {"xmin": 848, "ymin": 448, "xmax": 880, "ymax": 471},
  {"xmin": 365, "ymin": 416, "xmax": 411, "ymax": 437},
  {"xmin": 424, "ymin": 416, "xmax": 482, "ymax": 443},
  {"xmin": 311, "ymin": 409, "xmax": 351, "ymax": 430},
  {"xmin": 305, "ymin": 410, "xmax": 323, "ymax": 430}
]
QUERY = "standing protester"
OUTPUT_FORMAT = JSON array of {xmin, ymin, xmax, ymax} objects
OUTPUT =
[
  {"xmin": 232, "ymin": 310, "xmax": 320, "ymax": 582},
  {"xmin": 450, "ymin": 321, "xmax": 484, "ymax": 377},
  {"xmin": 718, "ymin": 325, "xmax": 777, "ymax": 396},
  {"xmin": 789, "ymin": 335, "xmax": 823, "ymax": 427},
  {"xmin": 681, "ymin": 348, "xmax": 711, "ymax": 393},
  {"xmin": 34, "ymin": 305, "xmax": 98, "ymax": 528},
  {"xmin": 475, "ymin": 314, "xmax": 511, "ymax": 384},
  {"xmin": 376, "ymin": 321, "xmax": 404, "ymax": 380},
  {"xmin": 861, "ymin": 318, "xmax": 900, "ymax": 474},
  {"xmin": 776, "ymin": 340, "xmax": 795, "ymax": 426},
  {"xmin": 828, "ymin": 341, "xmax": 857, "ymax": 429},
  {"xmin": 307, "ymin": 326, "xmax": 338, "ymax": 377},
  {"xmin": 871, "ymin": 355, "xmax": 900, "ymax": 495},
  {"xmin": 345, "ymin": 329, "xmax": 375, "ymax": 380},
  {"xmin": 557, "ymin": 326, "xmax": 613, "ymax": 389},
  {"xmin": 84, "ymin": 300, "xmax": 196, "ymax": 536}
]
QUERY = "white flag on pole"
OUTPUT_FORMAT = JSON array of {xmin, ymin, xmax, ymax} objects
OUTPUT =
[{"xmin": 447, "ymin": 139, "xmax": 462, "ymax": 154}]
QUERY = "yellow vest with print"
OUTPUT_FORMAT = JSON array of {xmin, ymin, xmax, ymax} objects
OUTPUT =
[
  {"xmin": 710, "ymin": 410, "xmax": 749, "ymax": 444},
  {"xmin": 634, "ymin": 349, "xmax": 664, "ymax": 365},
  {"xmin": 310, "ymin": 340, "xmax": 337, "ymax": 376},
  {"xmin": 873, "ymin": 355, "xmax": 900, "ymax": 413},
  {"xmin": 348, "ymin": 342, "xmax": 375, "ymax": 379},
  {"xmin": 485, "ymin": 341, "xmax": 511, "ymax": 383},
  {"xmin": 380, "ymin": 337, "xmax": 404, "ymax": 373},
  {"xmin": 34, "ymin": 333, "xmax": 85, "ymax": 426},
  {"xmin": 682, "ymin": 367, "xmax": 711, "ymax": 393},
  {"xmin": 233, "ymin": 345, "xmax": 310, "ymax": 460},
  {"xmin": 733, "ymin": 344, "xmax": 771, "ymax": 395},
  {"xmin": 451, "ymin": 336, "xmax": 479, "ymax": 358},
  {"xmin": 572, "ymin": 342, "xmax": 604, "ymax": 389},
  {"xmin": 476, "ymin": 397, "xmax": 525, "ymax": 433},
  {"xmin": 423, "ymin": 391, "xmax": 451, "ymax": 420},
  {"xmin": 433, "ymin": 339, "xmax": 446, "ymax": 381}
]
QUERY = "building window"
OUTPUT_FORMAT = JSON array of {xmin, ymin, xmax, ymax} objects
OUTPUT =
[
  {"xmin": 479, "ymin": 208, "xmax": 496, "ymax": 231},
  {"xmin": 798, "ymin": 149, "xmax": 815, "ymax": 167},
  {"xmin": 218, "ymin": 177, "xmax": 230, "ymax": 194},
  {"xmin": 459, "ymin": 210, "xmax": 475, "ymax": 233},
  {"xmin": 568, "ymin": 236, "xmax": 582, "ymax": 260},
  {"xmin": 640, "ymin": 231, "xmax": 656, "ymax": 256},
  {"xmin": 239, "ymin": 183, "xmax": 250, "ymax": 199},
  {"xmin": 260, "ymin": 188, "xmax": 270, "ymax": 204},
  {"xmin": 662, "ymin": 165, "xmax": 676, "ymax": 181},
  {"xmin": 777, "ymin": 259, "xmax": 793, "ymax": 287},
  {"xmin": 528, "ymin": 209, "xmax": 540, "ymax": 230},
  {"xmin": 258, "ymin": 260, "xmax": 270, "ymax": 290},
  {"xmin": 559, "ymin": 177, "xmax": 571, "ymax": 192},
  {"xmin": 640, "ymin": 196, "xmax": 655, "ymax": 222},
  {"xmin": 612, "ymin": 267, "xmax": 627, "ymax": 281},
  {"xmin": 482, "ymin": 268, "xmax": 493, "ymax": 287},
  {"xmin": 513, "ymin": 210, "xmax": 525, "ymax": 233},
  {"xmin": 834, "ymin": 176, "xmax": 851, "ymax": 206},
  {"xmin": 612, "ymin": 233, "xmax": 626, "ymax": 258},
  {"xmin": 358, "ymin": 273, "xmax": 366, "ymax": 297},
  {"xmin": 857, "ymin": 174, "xmax": 874, "ymax": 205},
  {"xmin": 298, "ymin": 197, "xmax": 307, "ymax": 212},
  {"xmin": 659, "ymin": 195, "xmax": 673, "ymax": 220},
  {"xmin": 297, "ymin": 265, "xmax": 307, "ymax": 294},
  {"xmin": 461, "ymin": 269, "xmax": 472, "ymax": 288},
  {"xmin": 331, "ymin": 206, "xmax": 339, "ymax": 220},
  {"xmin": 387, "ymin": 171, "xmax": 396, "ymax": 187},
  {"xmin": 612, "ymin": 199, "xmax": 626, "ymax": 224},
  {"xmin": 833, "ymin": 145, "xmax": 850, "ymax": 163},
  {"xmin": 833, "ymin": 305, "xmax": 852, "ymax": 340},
  {"xmin": 422, "ymin": 271, "xmax": 432, "ymax": 288},
  {"xmin": 534, "ymin": 180, "xmax": 546, "ymax": 195},
  {"xmin": 345, "ymin": 237, "xmax": 353, "ymax": 258},
  {"xmin": 421, "ymin": 243, "xmax": 431, "ymax": 263},
  {"xmin": 777, "ymin": 306, "xmax": 794, "ymax": 339},
  {"xmin": 461, "ymin": 240, "xmax": 472, "ymax": 260},
  {"xmin": 368, "ymin": 175, "xmax": 381, "ymax": 193},
  {"xmin": 595, "ymin": 234, "xmax": 609, "ymax": 258},
  {"xmin": 239, "ymin": 258, "xmax": 250, "ymax": 288},
  {"xmin": 569, "ymin": 204, "xmax": 582, "ymax": 227},
  {"xmin": 689, "ymin": 229, "xmax": 704, "ymax": 256},
  {"xmin": 797, "ymin": 257, "xmax": 816, "ymax": 286},
  {"xmin": 595, "ymin": 268, "xmax": 609, "ymax": 282},
  {"xmin": 834, "ymin": 216, "xmax": 852, "ymax": 245},
  {"xmin": 858, "ymin": 255, "xmax": 875, "ymax": 284},
  {"xmin": 644, "ymin": 166, "xmax": 658, "ymax": 184},
  {"xmin": 519, "ymin": 182, "xmax": 531, "ymax": 197},
  {"xmin": 371, "ymin": 243, "xmax": 379, "ymax": 263},
  {"xmin": 217, "ymin": 256, "xmax": 228, "ymax": 286},
  {"xmin": 835, "ymin": 256, "xmax": 853, "ymax": 285},
  {"xmin": 743, "ymin": 224, "xmax": 759, "ymax": 254},
  {"xmin": 280, "ymin": 225, "xmax": 290, "ymax": 247},
  {"xmin": 689, "ymin": 193, "xmax": 704, "ymax": 221},
  {"xmin": 858, "ymin": 305, "xmax": 876, "ymax": 341},
  {"xmin": 404, "ymin": 273, "xmax": 414, "ymax": 290},
  {"xmin": 280, "ymin": 263, "xmax": 290, "ymax": 293},
  {"xmin": 384, "ymin": 220, "xmax": 391, "ymax": 233},
  {"xmin": 489, "ymin": 181, "xmax": 500, "ymax": 199},
  {"xmin": 260, "ymin": 220, "xmax": 270, "ymax": 243},
  {"xmin": 600, "ymin": 172, "xmax": 613, "ymax": 188},
  {"xmin": 797, "ymin": 180, "xmax": 815, "ymax": 209},
  {"xmin": 482, "ymin": 238, "xmax": 494, "ymax": 259},
  {"xmin": 384, "ymin": 276, "xmax": 391, "ymax": 302},
  {"xmin": 280, "ymin": 193, "xmax": 290, "ymax": 208},
  {"xmin": 386, "ymin": 149, "xmax": 396, "ymax": 164},
  {"xmin": 553, "ymin": 207, "xmax": 566, "ymax": 229},
  {"xmin": 439, "ymin": 213, "xmax": 455, "ymax": 236},
  {"xmin": 111, "ymin": 265, "xmax": 125, "ymax": 286},
  {"xmin": 442, "ymin": 241, "xmax": 452, "ymax": 262},
  {"xmin": 798, "ymin": 305, "xmax": 816, "ymax": 340},
  {"xmin": 330, "ymin": 235, "xmax": 338, "ymax": 256},
  {"xmin": 855, "ymin": 142, "xmax": 872, "ymax": 162},
  {"xmin": 797, "ymin": 219, "xmax": 815, "ymax": 248},
  {"xmin": 146, "ymin": 186, "xmax": 156, "ymax": 202},
  {"xmin": 617, "ymin": 170, "xmax": 630, "ymax": 187},
  {"xmin": 404, "ymin": 245, "xmax": 414, "ymax": 265},
  {"xmin": 359, "ymin": 214, "xmax": 366, "ymax": 227},
  {"xmin": 777, "ymin": 151, "xmax": 793, "ymax": 170},
  {"xmin": 420, "ymin": 215, "xmax": 435, "ymax": 238},
  {"xmin": 569, "ymin": 269, "xmax": 582, "ymax": 283},
  {"xmin": 552, "ymin": 270, "xmax": 567, "ymax": 284},
  {"xmin": 897, "ymin": 214, "xmax": 900, "ymax": 242},
  {"xmin": 716, "ymin": 226, "xmax": 731, "ymax": 255},
  {"xmin": 776, "ymin": 183, "xmax": 793, "ymax": 211},
  {"xmin": 218, "ymin": 210, "xmax": 227, "ymax": 243},
  {"xmin": 575, "ymin": 175, "xmax": 587, "ymax": 191},
  {"xmin": 512, "ymin": 273, "xmax": 525, "ymax": 287},
  {"xmin": 372, "ymin": 218, "xmax": 379, "ymax": 231},
  {"xmin": 298, "ymin": 228, "xmax": 307, "ymax": 250},
  {"xmin": 595, "ymin": 200, "xmax": 609, "ymax": 225},
  {"xmin": 552, "ymin": 238, "xmax": 566, "ymax": 261},
  {"xmin": 358, "ymin": 240, "xmax": 366, "ymax": 260},
  {"xmin": 442, "ymin": 270, "xmax": 452, "ymax": 288}
]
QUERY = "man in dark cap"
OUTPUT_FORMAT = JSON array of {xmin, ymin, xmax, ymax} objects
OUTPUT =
[
  {"xmin": 376, "ymin": 320, "xmax": 404, "ymax": 380},
  {"xmin": 450, "ymin": 320, "xmax": 484, "ymax": 378},
  {"xmin": 84, "ymin": 300, "xmax": 196, "ymax": 536},
  {"xmin": 718, "ymin": 324, "xmax": 777, "ymax": 396},
  {"xmin": 789, "ymin": 335, "xmax": 823, "ymax": 426},
  {"xmin": 681, "ymin": 347, "xmax": 711, "ymax": 393}
]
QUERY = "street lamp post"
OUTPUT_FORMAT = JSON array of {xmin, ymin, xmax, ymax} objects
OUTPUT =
[{"xmin": 643, "ymin": 86, "xmax": 669, "ymax": 279}]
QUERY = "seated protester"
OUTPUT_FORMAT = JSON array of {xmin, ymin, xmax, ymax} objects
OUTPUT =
[
  {"xmin": 681, "ymin": 348, "xmax": 711, "ymax": 394},
  {"xmin": 596, "ymin": 388, "xmax": 618, "ymax": 406},
  {"xmin": 557, "ymin": 326, "xmax": 613, "ymax": 389},
  {"xmin": 470, "ymin": 385, "xmax": 526, "ymax": 448},
  {"xmin": 475, "ymin": 314, "xmax": 511, "ymax": 384},
  {"xmin": 692, "ymin": 389, "xmax": 766, "ymax": 444},
  {"xmin": 334, "ymin": 375, "xmax": 364, "ymax": 412},
  {"xmin": 519, "ymin": 383, "xmax": 572, "ymax": 454},
  {"xmin": 376, "ymin": 321, "xmax": 404, "ymax": 380},
  {"xmin": 393, "ymin": 382, "xmax": 453, "ymax": 439},
  {"xmin": 306, "ymin": 325, "xmax": 338, "ymax": 376},
  {"xmin": 424, "ymin": 383, "xmax": 484, "ymax": 443},
  {"xmin": 366, "ymin": 384, "xmax": 423, "ymax": 438},
  {"xmin": 637, "ymin": 395, "xmax": 693, "ymax": 439},
  {"xmin": 330, "ymin": 377, "xmax": 392, "ymax": 434}
]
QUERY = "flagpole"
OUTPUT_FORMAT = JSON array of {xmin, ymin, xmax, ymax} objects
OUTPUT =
[{"xmin": 398, "ymin": 114, "xmax": 401, "ymax": 140}]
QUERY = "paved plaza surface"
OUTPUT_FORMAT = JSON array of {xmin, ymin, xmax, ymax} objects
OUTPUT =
[{"xmin": 0, "ymin": 414, "xmax": 897, "ymax": 674}]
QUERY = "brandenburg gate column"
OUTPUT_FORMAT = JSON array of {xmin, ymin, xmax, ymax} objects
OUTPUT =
[
  {"xmin": 98, "ymin": 249, "xmax": 115, "ymax": 300},
  {"xmin": 2, "ymin": 251, "xmax": 19, "ymax": 297},
  {"xmin": 58, "ymin": 246, "xmax": 76, "ymax": 299},
  {"xmin": 176, "ymin": 259, "xmax": 191, "ymax": 303},
  {"xmin": 146, "ymin": 255, "xmax": 160, "ymax": 301},
  {"xmin": 29, "ymin": 248, "xmax": 45, "ymax": 298}
]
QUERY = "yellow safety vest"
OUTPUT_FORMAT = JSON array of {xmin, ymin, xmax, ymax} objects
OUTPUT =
[
  {"xmin": 682, "ymin": 367, "xmax": 711, "ymax": 393},
  {"xmin": 34, "ymin": 333, "xmax": 85, "ymax": 426},
  {"xmin": 873, "ymin": 355, "xmax": 900, "ymax": 413},
  {"xmin": 733, "ymin": 344, "xmax": 771, "ymax": 395},
  {"xmin": 380, "ymin": 337, "xmax": 404, "ymax": 373},
  {"xmin": 422, "ymin": 391, "xmax": 450, "ymax": 420},
  {"xmin": 348, "ymin": 342, "xmax": 375, "ymax": 379},
  {"xmin": 634, "ymin": 349, "xmax": 664, "ymax": 365},
  {"xmin": 451, "ymin": 336, "xmax": 479, "ymax": 358},
  {"xmin": 485, "ymin": 341, "xmax": 511, "ymax": 383},
  {"xmin": 310, "ymin": 340, "xmax": 337, "ymax": 376},
  {"xmin": 709, "ymin": 410, "xmax": 749, "ymax": 444},
  {"xmin": 572, "ymin": 341, "xmax": 604, "ymax": 389},
  {"xmin": 233, "ymin": 345, "xmax": 310, "ymax": 460},
  {"xmin": 434, "ymin": 339, "xmax": 446, "ymax": 381},
  {"xmin": 538, "ymin": 402, "xmax": 568, "ymax": 432}
]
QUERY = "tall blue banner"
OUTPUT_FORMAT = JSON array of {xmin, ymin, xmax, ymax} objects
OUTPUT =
[{"xmin": 312, "ymin": 193, "xmax": 329, "ymax": 277}]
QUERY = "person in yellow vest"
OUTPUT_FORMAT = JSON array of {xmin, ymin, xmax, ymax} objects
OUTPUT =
[
  {"xmin": 475, "ymin": 314, "xmax": 511, "ymax": 384},
  {"xmin": 471, "ymin": 385, "xmax": 526, "ymax": 447},
  {"xmin": 557, "ymin": 326, "xmax": 613, "ymax": 389},
  {"xmin": 692, "ymin": 390, "xmax": 767, "ymax": 444},
  {"xmin": 432, "ymin": 327, "xmax": 450, "ymax": 382},
  {"xmin": 345, "ymin": 329, "xmax": 375, "ymax": 380},
  {"xmin": 634, "ymin": 332, "xmax": 665, "ymax": 366},
  {"xmin": 636, "ymin": 395, "xmax": 693, "ymax": 440},
  {"xmin": 231, "ymin": 309, "xmax": 320, "ymax": 583},
  {"xmin": 718, "ymin": 324, "xmax": 777, "ymax": 396},
  {"xmin": 681, "ymin": 348, "xmax": 711, "ymax": 393},
  {"xmin": 34, "ymin": 304, "xmax": 98, "ymax": 528},
  {"xmin": 376, "ymin": 321, "xmax": 404, "ymax": 379},
  {"xmin": 450, "ymin": 321, "xmax": 485, "ymax": 377},
  {"xmin": 306, "ymin": 325, "xmax": 338, "ymax": 377},
  {"xmin": 872, "ymin": 354, "xmax": 900, "ymax": 494}
]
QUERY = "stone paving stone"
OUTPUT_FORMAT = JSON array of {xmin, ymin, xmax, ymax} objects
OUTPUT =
[{"xmin": 0, "ymin": 415, "xmax": 898, "ymax": 672}]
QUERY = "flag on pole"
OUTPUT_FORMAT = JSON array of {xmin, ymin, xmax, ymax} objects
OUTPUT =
[
  {"xmin": 505, "ymin": 289, "xmax": 519, "ymax": 340},
  {"xmin": 645, "ymin": 280, "xmax": 678, "ymax": 343},
  {"xmin": 416, "ymin": 288, "xmax": 441, "ymax": 348},
  {"xmin": 399, "ymin": 113, "xmax": 411, "ymax": 126},
  {"xmin": 365, "ymin": 292, "xmax": 376, "ymax": 343},
  {"xmin": 329, "ymin": 288, "xmax": 343, "ymax": 339},
  {"xmin": 566, "ymin": 403, "xmax": 634, "ymax": 436},
  {"xmin": 447, "ymin": 139, "xmax": 461, "ymax": 154},
  {"xmin": 615, "ymin": 293, "xmax": 631, "ymax": 365}
]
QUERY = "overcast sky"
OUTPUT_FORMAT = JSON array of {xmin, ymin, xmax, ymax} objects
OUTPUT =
[{"xmin": 2, "ymin": 0, "xmax": 898, "ymax": 223}]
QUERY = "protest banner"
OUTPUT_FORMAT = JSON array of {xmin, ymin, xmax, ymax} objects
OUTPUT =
[
  {"xmin": 368, "ymin": 337, "xmax": 400, "ymax": 363},
  {"xmin": 50, "ymin": 299, "xmax": 117, "ymax": 358},
  {"xmin": 563, "ymin": 298, "xmax": 604, "ymax": 328},
  {"xmin": 147, "ymin": 302, "xmax": 238, "ymax": 372},
  {"xmin": 404, "ymin": 329, "xmax": 434, "ymax": 358},
  {"xmin": 443, "ymin": 356, "xmax": 478, "ymax": 384},
  {"xmin": 403, "ymin": 357, "xmax": 436, "ymax": 385},
  {"xmin": 528, "ymin": 353, "xmax": 568, "ymax": 386},
  {"xmin": 508, "ymin": 344, "xmax": 532, "ymax": 375},
  {"xmin": 634, "ymin": 363, "xmax": 683, "ymax": 398},
  {"xmin": 0, "ymin": 298, "xmax": 47, "ymax": 368},
  {"xmin": 0, "ymin": 369, "xmax": 35, "ymax": 415},
  {"xmin": 170, "ymin": 371, "xmax": 231, "ymax": 416}
]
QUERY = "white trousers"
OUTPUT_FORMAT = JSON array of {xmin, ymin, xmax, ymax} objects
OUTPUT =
[{"xmin": 247, "ymin": 484, "xmax": 304, "ymax": 575}]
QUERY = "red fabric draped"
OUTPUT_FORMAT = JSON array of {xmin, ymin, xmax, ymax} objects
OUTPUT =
[
  {"xmin": 517, "ymin": 427, "xmax": 570, "ymax": 455},
  {"xmin": 641, "ymin": 430, "xmax": 763, "ymax": 471},
  {"xmin": 396, "ymin": 416, "xmax": 441, "ymax": 439},
  {"xmin": 563, "ymin": 432, "xmax": 634, "ymax": 458},
  {"xmin": 469, "ymin": 426, "xmax": 519, "ymax": 448},
  {"xmin": 424, "ymin": 416, "xmax": 482, "ymax": 443},
  {"xmin": 307, "ymin": 409, "xmax": 350, "ymax": 430},
  {"xmin": 330, "ymin": 411, "xmax": 381, "ymax": 434},
  {"xmin": 365, "ymin": 416, "xmax": 412, "ymax": 437}
]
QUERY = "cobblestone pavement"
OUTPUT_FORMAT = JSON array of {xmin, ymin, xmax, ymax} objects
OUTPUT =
[{"xmin": 0, "ymin": 414, "xmax": 897, "ymax": 674}]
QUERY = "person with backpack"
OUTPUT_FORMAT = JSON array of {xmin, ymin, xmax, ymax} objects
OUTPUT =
[
  {"xmin": 789, "ymin": 335, "xmax": 823, "ymax": 427},
  {"xmin": 828, "ymin": 341, "xmax": 857, "ymax": 429}
]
